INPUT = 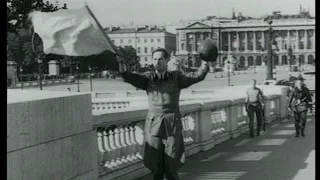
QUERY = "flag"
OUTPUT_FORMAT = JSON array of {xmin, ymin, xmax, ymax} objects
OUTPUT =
[{"xmin": 29, "ymin": 6, "xmax": 117, "ymax": 56}]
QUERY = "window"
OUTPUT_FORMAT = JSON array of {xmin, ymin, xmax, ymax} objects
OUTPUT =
[
  {"xmin": 145, "ymin": 57, "xmax": 148, "ymax": 61},
  {"xmin": 144, "ymin": 47, "xmax": 147, "ymax": 53},
  {"xmin": 144, "ymin": 39, "xmax": 147, "ymax": 43},
  {"xmin": 120, "ymin": 39, "xmax": 123, "ymax": 43},
  {"xmin": 137, "ymin": 38, "xmax": 140, "ymax": 43},
  {"xmin": 129, "ymin": 39, "xmax": 132, "ymax": 43},
  {"xmin": 138, "ymin": 47, "xmax": 141, "ymax": 53},
  {"xmin": 157, "ymin": 39, "xmax": 161, "ymax": 42},
  {"xmin": 151, "ymin": 39, "xmax": 154, "ymax": 43},
  {"xmin": 181, "ymin": 43, "xmax": 184, "ymax": 50},
  {"xmin": 151, "ymin": 47, "xmax": 154, "ymax": 52}
]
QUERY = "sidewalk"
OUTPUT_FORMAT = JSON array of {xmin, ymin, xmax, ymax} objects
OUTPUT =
[{"xmin": 138, "ymin": 115, "xmax": 315, "ymax": 180}]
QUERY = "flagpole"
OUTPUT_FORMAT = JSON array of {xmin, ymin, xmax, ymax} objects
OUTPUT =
[{"xmin": 84, "ymin": 4, "xmax": 119, "ymax": 54}]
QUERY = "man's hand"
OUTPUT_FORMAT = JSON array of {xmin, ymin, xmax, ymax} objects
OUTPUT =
[{"xmin": 245, "ymin": 103, "xmax": 249, "ymax": 112}]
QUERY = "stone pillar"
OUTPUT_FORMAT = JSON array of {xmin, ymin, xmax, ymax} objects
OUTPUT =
[
  {"xmin": 245, "ymin": 58, "xmax": 248, "ymax": 67},
  {"xmin": 253, "ymin": 31, "xmax": 256, "ymax": 52},
  {"xmin": 48, "ymin": 60, "xmax": 60, "ymax": 76},
  {"xmin": 236, "ymin": 31, "xmax": 240, "ymax": 51},
  {"xmin": 200, "ymin": 33, "xmax": 204, "ymax": 41},
  {"xmin": 304, "ymin": 29, "xmax": 308, "ymax": 50},
  {"xmin": 244, "ymin": 31, "xmax": 248, "ymax": 52},
  {"xmin": 228, "ymin": 32, "xmax": 231, "ymax": 52}
]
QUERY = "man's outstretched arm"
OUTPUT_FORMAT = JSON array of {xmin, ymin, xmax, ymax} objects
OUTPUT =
[
  {"xmin": 178, "ymin": 60, "xmax": 209, "ymax": 89},
  {"xmin": 118, "ymin": 57, "xmax": 149, "ymax": 90}
]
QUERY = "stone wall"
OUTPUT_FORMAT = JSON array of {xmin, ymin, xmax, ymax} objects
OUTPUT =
[{"xmin": 7, "ymin": 90, "xmax": 97, "ymax": 180}]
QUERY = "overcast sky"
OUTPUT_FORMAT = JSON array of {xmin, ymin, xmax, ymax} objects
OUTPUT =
[{"xmin": 50, "ymin": 0, "xmax": 315, "ymax": 27}]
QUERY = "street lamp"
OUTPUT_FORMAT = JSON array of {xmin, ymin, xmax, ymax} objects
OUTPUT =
[
  {"xmin": 88, "ymin": 66, "xmax": 93, "ymax": 92},
  {"xmin": 271, "ymin": 40, "xmax": 279, "ymax": 80},
  {"xmin": 227, "ymin": 60, "xmax": 231, "ymax": 86},
  {"xmin": 266, "ymin": 19, "xmax": 274, "ymax": 80},
  {"xmin": 37, "ymin": 58, "xmax": 43, "ymax": 90},
  {"xmin": 20, "ymin": 66, "xmax": 24, "ymax": 89},
  {"xmin": 76, "ymin": 62, "xmax": 80, "ymax": 92},
  {"xmin": 287, "ymin": 46, "xmax": 293, "ymax": 76},
  {"xmin": 298, "ymin": 55, "xmax": 302, "ymax": 76}
]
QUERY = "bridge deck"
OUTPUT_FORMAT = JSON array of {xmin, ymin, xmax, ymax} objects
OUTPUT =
[{"xmin": 138, "ymin": 115, "xmax": 315, "ymax": 180}]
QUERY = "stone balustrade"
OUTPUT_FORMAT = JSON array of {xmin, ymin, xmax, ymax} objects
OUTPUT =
[
  {"xmin": 93, "ymin": 85, "xmax": 289, "ymax": 180},
  {"xmin": 15, "ymin": 78, "xmax": 75, "ymax": 88}
]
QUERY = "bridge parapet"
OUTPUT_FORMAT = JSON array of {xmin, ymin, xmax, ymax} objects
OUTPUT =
[{"xmin": 93, "ymin": 85, "xmax": 289, "ymax": 180}]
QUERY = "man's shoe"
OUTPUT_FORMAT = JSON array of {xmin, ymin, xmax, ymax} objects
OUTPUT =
[
  {"xmin": 301, "ymin": 132, "xmax": 305, "ymax": 137},
  {"xmin": 295, "ymin": 134, "xmax": 300, "ymax": 138},
  {"xmin": 250, "ymin": 133, "xmax": 254, "ymax": 138}
]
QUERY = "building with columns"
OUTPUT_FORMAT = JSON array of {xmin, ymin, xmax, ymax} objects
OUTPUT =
[
  {"xmin": 105, "ymin": 25, "xmax": 176, "ymax": 67},
  {"xmin": 176, "ymin": 9, "xmax": 315, "ymax": 69}
]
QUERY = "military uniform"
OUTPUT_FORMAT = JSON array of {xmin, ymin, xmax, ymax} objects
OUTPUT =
[
  {"xmin": 288, "ymin": 86, "xmax": 312, "ymax": 137},
  {"xmin": 121, "ymin": 66, "xmax": 209, "ymax": 180}
]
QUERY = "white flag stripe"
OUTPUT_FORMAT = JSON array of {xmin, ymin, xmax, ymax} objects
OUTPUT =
[{"xmin": 30, "ymin": 6, "xmax": 116, "ymax": 56}]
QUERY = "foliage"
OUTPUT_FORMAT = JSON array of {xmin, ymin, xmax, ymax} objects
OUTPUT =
[{"xmin": 7, "ymin": 0, "xmax": 67, "ymax": 74}]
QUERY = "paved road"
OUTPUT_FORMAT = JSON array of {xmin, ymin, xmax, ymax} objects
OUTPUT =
[
  {"xmin": 27, "ymin": 69, "xmax": 315, "ymax": 92},
  {"xmin": 138, "ymin": 115, "xmax": 315, "ymax": 180}
]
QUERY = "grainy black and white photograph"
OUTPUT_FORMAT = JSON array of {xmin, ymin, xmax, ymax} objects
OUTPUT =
[{"xmin": 7, "ymin": 0, "xmax": 315, "ymax": 179}]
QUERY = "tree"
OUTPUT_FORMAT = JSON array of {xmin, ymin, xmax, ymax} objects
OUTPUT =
[
  {"xmin": 121, "ymin": 46, "xmax": 140, "ymax": 71},
  {"xmin": 7, "ymin": 0, "xmax": 68, "ymax": 74}
]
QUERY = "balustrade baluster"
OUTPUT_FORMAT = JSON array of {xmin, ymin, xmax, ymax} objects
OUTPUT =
[
  {"xmin": 112, "ymin": 103, "xmax": 116, "ymax": 109},
  {"xmin": 108, "ymin": 129, "xmax": 117, "ymax": 150},
  {"xmin": 97, "ymin": 132, "xmax": 106, "ymax": 153},
  {"xmin": 125, "ymin": 127, "xmax": 133, "ymax": 146},
  {"xmin": 119, "ymin": 128, "xmax": 127, "ymax": 147},
  {"xmin": 103, "ymin": 130, "xmax": 112, "ymax": 151},
  {"xmin": 114, "ymin": 128, "xmax": 122, "ymax": 148},
  {"xmin": 130, "ymin": 126, "xmax": 137, "ymax": 144}
]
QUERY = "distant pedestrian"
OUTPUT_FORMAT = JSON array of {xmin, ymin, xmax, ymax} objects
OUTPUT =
[
  {"xmin": 245, "ymin": 79, "xmax": 265, "ymax": 137},
  {"xmin": 67, "ymin": 88, "xmax": 71, "ymax": 91},
  {"xmin": 288, "ymin": 80, "xmax": 312, "ymax": 137}
]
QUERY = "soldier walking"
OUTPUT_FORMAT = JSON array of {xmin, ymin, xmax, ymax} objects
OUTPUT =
[
  {"xmin": 288, "ymin": 80, "xmax": 312, "ymax": 137},
  {"xmin": 245, "ymin": 79, "xmax": 265, "ymax": 137},
  {"xmin": 117, "ymin": 48, "xmax": 210, "ymax": 180}
]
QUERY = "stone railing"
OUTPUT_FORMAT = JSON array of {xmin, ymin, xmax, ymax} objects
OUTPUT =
[
  {"xmin": 93, "ymin": 85, "xmax": 289, "ymax": 180},
  {"xmin": 15, "ymin": 78, "xmax": 75, "ymax": 88}
]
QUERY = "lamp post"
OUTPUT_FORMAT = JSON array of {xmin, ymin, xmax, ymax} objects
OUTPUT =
[
  {"xmin": 76, "ymin": 62, "xmax": 80, "ymax": 92},
  {"xmin": 20, "ymin": 66, "xmax": 24, "ymax": 89},
  {"xmin": 298, "ymin": 55, "xmax": 302, "ymax": 76},
  {"xmin": 88, "ymin": 66, "xmax": 93, "ymax": 92},
  {"xmin": 271, "ymin": 41, "xmax": 279, "ymax": 80},
  {"xmin": 253, "ymin": 58, "xmax": 257, "ymax": 74},
  {"xmin": 37, "ymin": 58, "xmax": 43, "ymax": 90},
  {"xmin": 287, "ymin": 46, "xmax": 293, "ymax": 76},
  {"xmin": 266, "ymin": 19, "xmax": 274, "ymax": 80}
]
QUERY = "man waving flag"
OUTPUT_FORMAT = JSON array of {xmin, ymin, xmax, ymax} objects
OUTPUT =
[{"xmin": 29, "ymin": 5, "xmax": 117, "ymax": 56}]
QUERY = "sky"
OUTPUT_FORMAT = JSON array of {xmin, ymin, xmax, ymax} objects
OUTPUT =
[{"xmin": 49, "ymin": 0, "xmax": 315, "ymax": 27}]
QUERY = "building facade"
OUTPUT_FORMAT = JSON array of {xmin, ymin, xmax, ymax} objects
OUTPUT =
[
  {"xmin": 176, "ymin": 10, "xmax": 315, "ymax": 69},
  {"xmin": 105, "ymin": 26, "xmax": 176, "ymax": 67}
]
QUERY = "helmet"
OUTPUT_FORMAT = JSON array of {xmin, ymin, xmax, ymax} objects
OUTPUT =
[{"xmin": 198, "ymin": 38, "xmax": 218, "ymax": 62}]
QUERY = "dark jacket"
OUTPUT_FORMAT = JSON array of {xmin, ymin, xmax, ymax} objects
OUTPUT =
[
  {"xmin": 121, "ymin": 66, "xmax": 209, "ymax": 171},
  {"xmin": 288, "ymin": 86, "xmax": 312, "ymax": 112}
]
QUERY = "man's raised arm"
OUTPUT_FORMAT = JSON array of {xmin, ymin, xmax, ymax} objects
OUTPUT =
[
  {"xmin": 178, "ymin": 60, "xmax": 209, "ymax": 89},
  {"xmin": 118, "ymin": 56, "xmax": 149, "ymax": 90}
]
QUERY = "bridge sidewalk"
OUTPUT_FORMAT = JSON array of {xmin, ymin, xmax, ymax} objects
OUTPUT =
[{"xmin": 138, "ymin": 115, "xmax": 315, "ymax": 180}]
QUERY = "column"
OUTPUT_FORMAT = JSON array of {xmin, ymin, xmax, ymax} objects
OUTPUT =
[
  {"xmin": 200, "ymin": 33, "xmax": 204, "ymax": 41},
  {"xmin": 313, "ymin": 29, "xmax": 315, "ymax": 50},
  {"xmin": 261, "ymin": 31, "xmax": 265, "ymax": 49},
  {"xmin": 245, "ymin": 58, "xmax": 248, "ymax": 67},
  {"xmin": 287, "ymin": 30, "xmax": 290, "ymax": 48},
  {"xmin": 304, "ymin": 29, "xmax": 308, "ymax": 50},
  {"xmin": 253, "ymin": 31, "xmax": 256, "ymax": 52},
  {"xmin": 244, "ymin": 31, "xmax": 248, "ymax": 52},
  {"xmin": 296, "ymin": 30, "xmax": 299, "ymax": 50},
  {"xmin": 228, "ymin": 32, "xmax": 231, "ymax": 52},
  {"xmin": 193, "ymin": 33, "xmax": 196, "ymax": 52},
  {"xmin": 236, "ymin": 31, "xmax": 240, "ymax": 51}
]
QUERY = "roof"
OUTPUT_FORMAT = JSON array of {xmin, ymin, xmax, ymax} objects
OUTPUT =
[{"xmin": 104, "ymin": 27, "xmax": 175, "ymax": 35}]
